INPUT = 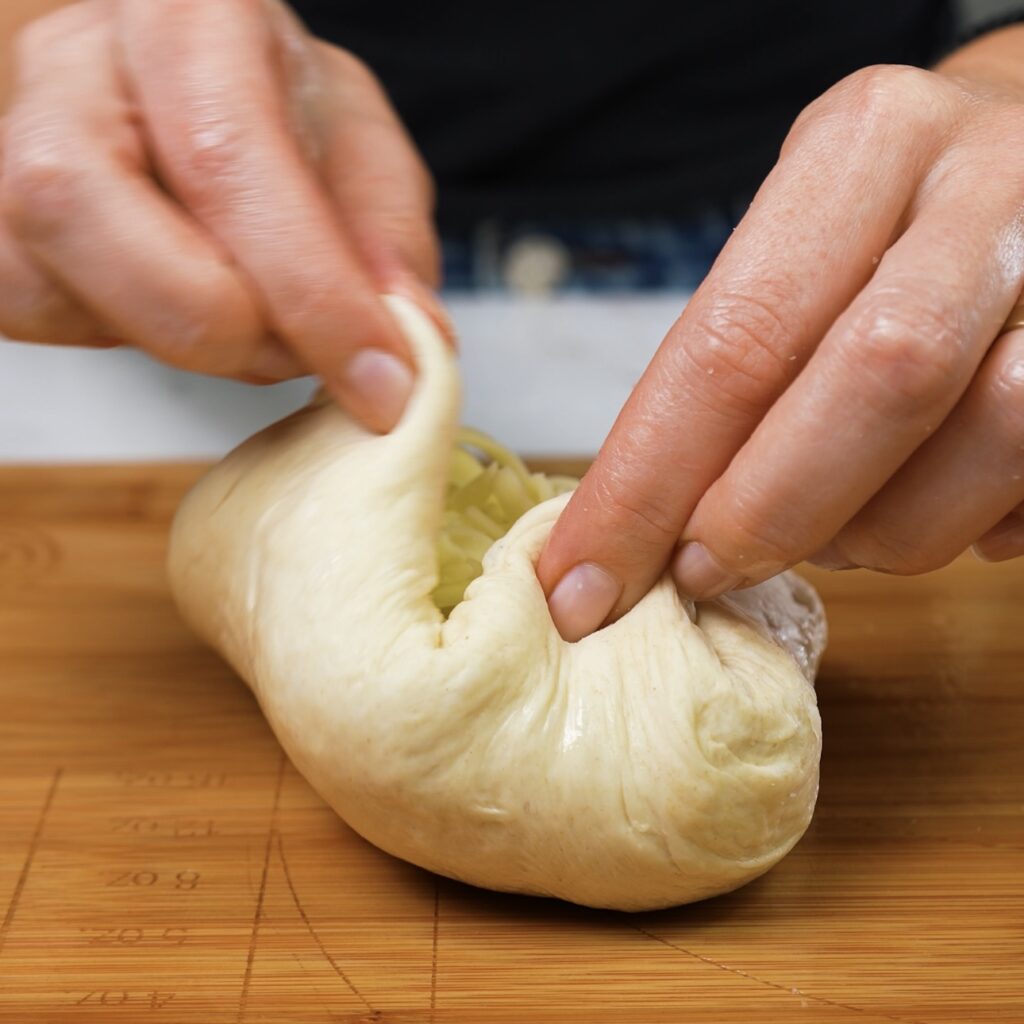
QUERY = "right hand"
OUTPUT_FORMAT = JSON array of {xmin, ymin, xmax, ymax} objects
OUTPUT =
[{"xmin": 0, "ymin": 0, "xmax": 443, "ymax": 432}]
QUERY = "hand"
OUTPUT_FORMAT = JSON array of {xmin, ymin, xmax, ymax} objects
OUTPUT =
[
  {"xmin": 0, "ymin": 0, "xmax": 443, "ymax": 432},
  {"xmin": 539, "ymin": 27, "xmax": 1024, "ymax": 641}
]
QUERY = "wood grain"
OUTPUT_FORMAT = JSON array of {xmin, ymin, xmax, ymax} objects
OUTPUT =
[{"xmin": 0, "ymin": 463, "xmax": 1022, "ymax": 1023}]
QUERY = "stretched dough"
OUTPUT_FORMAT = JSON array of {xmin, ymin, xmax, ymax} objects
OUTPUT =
[{"xmin": 169, "ymin": 296, "xmax": 825, "ymax": 911}]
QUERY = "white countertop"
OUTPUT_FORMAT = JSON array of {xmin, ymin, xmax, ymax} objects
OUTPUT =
[{"xmin": 0, "ymin": 293, "xmax": 689, "ymax": 461}]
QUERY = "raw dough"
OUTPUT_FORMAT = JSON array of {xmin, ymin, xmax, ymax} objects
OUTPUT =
[{"xmin": 169, "ymin": 296, "xmax": 826, "ymax": 911}]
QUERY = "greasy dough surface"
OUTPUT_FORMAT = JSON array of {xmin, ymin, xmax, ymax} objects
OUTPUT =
[{"xmin": 169, "ymin": 296, "xmax": 826, "ymax": 911}]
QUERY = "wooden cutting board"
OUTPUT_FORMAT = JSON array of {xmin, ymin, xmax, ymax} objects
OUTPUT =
[{"xmin": 0, "ymin": 463, "xmax": 1022, "ymax": 1024}]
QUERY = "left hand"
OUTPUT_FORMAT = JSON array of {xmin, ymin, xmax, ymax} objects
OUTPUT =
[{"xmin": 538, "ymin": 26, "xmax": 1024, "ymax": 642}]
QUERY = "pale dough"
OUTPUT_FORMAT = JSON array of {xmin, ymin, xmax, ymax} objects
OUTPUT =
[{"xmin": 169, "ymin": 295, "xmax": 826, "ymax": 911}]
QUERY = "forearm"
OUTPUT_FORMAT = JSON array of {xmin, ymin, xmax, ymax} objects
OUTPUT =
[{"xmin": 0, "ymin": 0, "xmax": 77, "ymax": 110}]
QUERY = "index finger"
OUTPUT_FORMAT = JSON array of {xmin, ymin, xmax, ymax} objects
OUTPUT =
[
  {"xmin": 538, "ymin": 70, "xmax": 946, "ymax": 641},
  {"xmin": 117, "ymin": 0, "xmax": 411, "ymax": 431}
]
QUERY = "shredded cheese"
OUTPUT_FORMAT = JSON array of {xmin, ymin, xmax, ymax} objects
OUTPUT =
[{"xmin": 433, "ymin": 428, "xmax": 577, "ymax": 613}]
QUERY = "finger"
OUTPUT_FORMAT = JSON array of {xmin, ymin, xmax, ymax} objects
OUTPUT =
[
  {"xmin": 2, "ymin": 4, "xmax": 301, "ymax": 380},
  {"xmin": 118, "ymin": 0, "xmax": 415, "ymax": 430},
  {"xmin": 816, "ymin": 327, "xmax": 1024, "ymax": 572},
  {"xmin": 540, "ymin": 66, "xmax": 948, "ymax": 640},
  {"xmin": 0, "ymin": 214, "xmax": 103, "ymax": 345},
  {"xmin": 974, "ymin": 502, "xmax": 1024, "ymax": 562},
  {"xmin": 263, "ymin": 2, "xmax": 440, "ymax": 291},
  {"xmin": 678, "ymin": 192, "xmax": 1024, "ymax": 595},
  {"xmin": 317, "ymin": 44, "xmax": 451, "ymax": 341},
  {"xmin": 314, "ymin": 43, "xmax": 451, "ymax": 339}
]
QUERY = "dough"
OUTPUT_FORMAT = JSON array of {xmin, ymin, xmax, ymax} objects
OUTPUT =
[{"xmin": 169, "ymin": 296, "xmax": 826, "ymax": 911}]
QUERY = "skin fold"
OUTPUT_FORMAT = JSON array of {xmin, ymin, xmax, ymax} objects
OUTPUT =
[{"xmin": 1, "ymin": 2, "xmax": 1023, "ymax": 640}]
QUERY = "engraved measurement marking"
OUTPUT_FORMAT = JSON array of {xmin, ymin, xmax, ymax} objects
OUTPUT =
[
  {"xmin": 107, "ymin": 870, "xmax": 158, "ymax": 887},
  {"xmin": 0, "ymin": 767, "xmax": 62, "ymax": 959},
  {"xmin": 105, "ymin": 870, "xmax": 201, "ymax": 890},
  {"xmin": 79, "ymin": 927, "xmax": 188, "ymax": 947},
  {"xmin": 72, "ymin": 991, "xmax": 175, "ymax": 1010},
  {"xmin": 236, "ymin": 751, "xmax": 286, "ymax": 1024},
  {"xmin": 430, "ymin": 879, "xmax": 440, "ymax": 1021},
  {"xmin": 114, "ymin": 770, "xmax": 226, "ymax": 789},
  {"xmin": 109, "ymin": 817, "xmax": 217, "ymax": 838},
  {"xmin": 275, "ymin": 831, "xmax": 375, "ymax": 1014},
  {"xmin": 633, "ymin": 926, "xmax": 929, "ymax": 1024}
]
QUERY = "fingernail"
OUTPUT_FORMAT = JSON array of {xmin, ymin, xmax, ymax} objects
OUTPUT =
[
  {"xmin": 248, "ymin": 343, "xmax": 306, "ymax": 382},
  {"xmin": 425, "ymin": 292, "xmax": 458, "ymax": 348},
  {"xmin": 379, "ymin": 268, "xmax": 459, "ymax": 350},
  {"xmin": 342, "ymin": 348, "xmax": 415, "ymax": 433},
  {"xmin": 971, "ymin": 543, "xmax": 994, "ymax": 563},
  {"xmin": 393, "ymin": 282, "xmax": 458, "ymax": 348},
  {"xmin": 972, "ymin": 524, "xmax": 1024, "ymax": 562},
  {"xmin": 807, "ymin": 541, "xmax": 857, "ymax": 571},
  {"xmin": 671, "ymin": 542, "xmax": 744, "ymax": 601},
  {"xmin": 548, "ymin": 562, "xmax": 622, "ymax": 643}
]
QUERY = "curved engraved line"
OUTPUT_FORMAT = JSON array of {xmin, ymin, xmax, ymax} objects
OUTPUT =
[
  {"xmin": 275, "ymin": 831, "xmax": 377, "ymax": 1015},
  {"xmin": 0, "ymin": 767, "xmax": 63, "ymax": 957},
  {"xmin": 430, "ymin": 879, "xmax": 440, "ymax": 1020},
  {"xmin": 237, "ymin": 751, "xmax": 286, "ymax": 1023},
  {"xmin": 633, "ymin": 926, "xmax": 929, "ymax": 1024}
]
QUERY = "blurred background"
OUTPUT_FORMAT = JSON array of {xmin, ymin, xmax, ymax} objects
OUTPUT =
[{"xmin": 0, "ymin": 0, "xmax": 1015, "ymax": 461}]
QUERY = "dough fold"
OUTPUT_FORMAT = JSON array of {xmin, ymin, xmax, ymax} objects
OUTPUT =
[{"xmin": 169, "ymin": 295, "xmax": 825, "ymax": 911}]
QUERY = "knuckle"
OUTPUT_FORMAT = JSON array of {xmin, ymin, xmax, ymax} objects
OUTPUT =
[
  {"xmin": 0, "ymin": 283, "xmax": 91, "ymax": 344},
  {"xmin": 988, "ymin": 346, "xmax": 1024, "ymax": 443},
  {"xmin": 154, "ymin": 0, "xmax": 258, "ymax": 21},
  {"xmin": 676, "ymin": 288, "xmax": 798, "ymax": 414},
  {"xmin": 714, "ymin": 493, "xmax": 797, "ymax": 573},
  {"xmin": 587, "ymin": 472, "xmax": 680, "ymax": 551},
  {"xmin": 13, "ymin": 8, "xmax": 72, "ymax": 58},
  {"xmin": 12, "ymin": 2, "xmax": 106, "ymax": 70},
  {"xmin": 1, "ymin": 142, "xmax": 82, "ymax": 238},
  {"xmin": 151, "ymin": 278, "xmax": 260, "ymax": 373},
  {"xmin": 794, "ymin": 64, "xmax": 948, "ymax": 149},
  {"xmin": 840, "ymin": 64, "xmax": 946, "ymax": 127},
  {"xmin": 166, "ymin": 310, "xmax": 223, "ymax": 364},
  {"xmin": 176, "ymin": 120, "xmax": 248, "ymax": 189},
  {"xmin": 12, "ymin": 19, "xmax": 50, "ymax": 63},
  {"xmin": 842, "ymin": 293, "xmax": 967, "ymax": 418},
  {"xmin": 330, "ymin": 47, "xmax": 383, "ymax": 89}
]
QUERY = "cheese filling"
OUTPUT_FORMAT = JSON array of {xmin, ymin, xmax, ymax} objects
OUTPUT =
[{"xmin": 433, "ymin": 428, "xmax": 577, "ymax": 614}]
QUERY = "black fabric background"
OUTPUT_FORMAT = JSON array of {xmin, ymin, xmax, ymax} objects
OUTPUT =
[{"xmin": 293, "ymin": 1, "xmax": 955, "ymax": 227}]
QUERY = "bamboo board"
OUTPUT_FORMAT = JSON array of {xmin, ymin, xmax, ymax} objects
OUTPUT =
[{"xmin": 0, "ymin": 463, "xmax": 1022, "ymax": 1023}]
